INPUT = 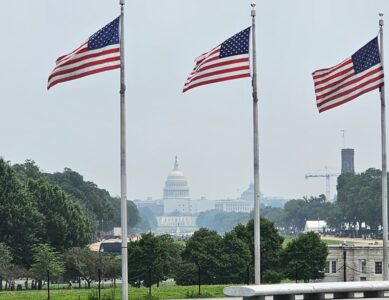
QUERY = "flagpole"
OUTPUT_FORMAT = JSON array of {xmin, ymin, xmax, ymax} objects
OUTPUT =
[
  {"xmin": 251, "ymin": 1, "xmax": 261, "ymax": 285},
  {"xmin": 379, "ymin": 11, "xmax": 388, "ymax": 281},
  {"xmin": 119, "ymin": 0, "xmax": 129, "ymax": 299}
]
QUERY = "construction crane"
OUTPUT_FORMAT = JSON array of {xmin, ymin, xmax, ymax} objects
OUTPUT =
[{"xmin": 305, "ymin": 167, "xmax": 339, "ymax": 201}]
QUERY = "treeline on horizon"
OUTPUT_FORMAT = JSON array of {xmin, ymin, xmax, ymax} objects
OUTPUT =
[
  {"xmin": 261, "ymin": 168, "xmax": 386, "ymax": 234},
  {"xmin": 196, "ymin": 168, "xmax": 386, "ymax": 235},
  {"xmin": 0, "ymin": 157, "xmax": 141, "ymax": 267}
]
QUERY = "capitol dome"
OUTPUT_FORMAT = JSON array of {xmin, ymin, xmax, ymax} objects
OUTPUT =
[
  {"xmin": 241, "ymin": 182, "xmax": 254, "ymax": 201},
  {"xmin": 163, "ymin": 156, "xmax": 190, "ymax": 200}
]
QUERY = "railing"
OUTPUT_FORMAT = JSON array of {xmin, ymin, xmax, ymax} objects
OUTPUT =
[{"xmin": 224, "ymin": 281, "xmax": 389, "ymax": 300}]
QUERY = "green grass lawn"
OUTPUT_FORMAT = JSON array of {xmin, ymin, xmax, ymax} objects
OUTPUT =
[
  {"xmin": 321, "ymin": 239, "xmax": 345, "ymax": 245},
  {"xmin": 0, "ymin": 284, "xmax": 226, "ymax": 300},
  {"xmin": 283, "ymin": 236, "xmax": 351, "ymax": 247}
]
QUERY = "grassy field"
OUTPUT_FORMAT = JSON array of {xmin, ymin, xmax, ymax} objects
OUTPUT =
[
  {"xmin": 0, "ymin": 284, "xmax": 226, "ymax": 300},
  {"xmin": 282, "ymin": 236, "xmax": 354, "ymax": 247}
]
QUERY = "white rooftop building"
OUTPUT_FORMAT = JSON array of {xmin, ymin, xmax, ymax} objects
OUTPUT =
[{"xmin": 304, "ymin": 220, "xmax": 327, "ymax": 233}]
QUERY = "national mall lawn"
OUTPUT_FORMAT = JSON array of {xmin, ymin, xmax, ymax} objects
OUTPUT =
[{"xmin": 0, "ymin": 284, "xmax": 226, "ymax": 300}]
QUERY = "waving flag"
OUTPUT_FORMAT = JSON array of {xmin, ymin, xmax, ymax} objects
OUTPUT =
[
  {"xmin": 48, "ymin": 17, "xmax": 120, "ymax": 90},
  {"xmin": 183, "ymin": 27, "xmax": 251, "ymax": 93},
  {"xmin": 312, "ymin": 37, "xmax": 384, "ymax": 113}
]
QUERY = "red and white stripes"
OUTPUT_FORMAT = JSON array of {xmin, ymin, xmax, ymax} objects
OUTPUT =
[
  {"xmin": 47, "ymin": 43, "xmax": 120, "ymax": 90},
  {"xmin": 183, "ymin": 46, "xmax": 250, "ymax": 93},
  {"xmin": 313, "ymin": 58, "xmax": 384, "ymax": 113}
]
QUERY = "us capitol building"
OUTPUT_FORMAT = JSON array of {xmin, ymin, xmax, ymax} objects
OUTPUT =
[{"xmin": 134, "ymin": 156, "xmax": 255, "ymax": 234}]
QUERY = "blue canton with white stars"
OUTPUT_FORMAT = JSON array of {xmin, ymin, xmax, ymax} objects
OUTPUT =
[
  {"xmin": 220, "ymin": 27, "xmax": 251, "ymax": 58},
  {"xmin": 351, "ymin": 37, "xmax": 381, "ymax": 74},
  {"xmin": 88, "ymin": 17, "xmax": 120, "ymax": 50}
]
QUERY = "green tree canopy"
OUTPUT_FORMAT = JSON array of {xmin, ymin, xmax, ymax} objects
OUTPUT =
[
  {"xmin": 218, "ymin": 231, "xmax": 251, "ymax": 283},
  {"xmin": 181, "ymin": 228, "xmax": 223, "ymax": 284},
  {"xmin": 63, "ymin": 247, "xmax": 117, "ymax": 288},
  {"xmin": 127, "ymin": 233, "xmax": 183, "ymax": 287},
  {"xmin": 13, "ymin": 162, "xmax": 140, "ymax": 234},
  {"xmin": 26, "ymin": 179, "xmax": 93, "ymax": 251},
  {"xmin": 29, "ymin": 244, "xmax": 65, "ymax": 288},
  {"xmin": 0, "ymin": 158, "xmax": 43, "ymax": 266},
  {"xmin": 231, "ymin": 218, "xmax": 284, "ymax": 283},
  {"xmin": 337, "ymin": 168, "xmax": 382, "ymax": 230},
  {"xmin": 281, "ymin": 232, "xmax": 328, "ymax": 282}
]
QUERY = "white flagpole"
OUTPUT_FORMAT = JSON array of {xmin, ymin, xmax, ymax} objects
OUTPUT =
[
  {"xmin": 379, "ymin": 11, "xmax": 388, "ymax": 281},
  {"xmin": 119, "ymin": 0, "xmax": 129, "ymax": 298},
  {"xmin": 251, "ymin": 1, "xmax": 261, "ymax": 285}
]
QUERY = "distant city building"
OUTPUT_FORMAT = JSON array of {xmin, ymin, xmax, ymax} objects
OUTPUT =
[
  {"xmin": 191, "ymin": 197, "xmax": 215, "ymax": 214},
  {"xmin": 341, "ymin": 148, "xmax": 355, "ymax": 174},
  {"xmin": 133, "ymin": 157, "xmax": 285, "ymax": 234},
  {"xmin": 215, "ymin": 183, "xmax": 254, "ymax": 213},
  {"xmin": 157, "ymin": 216, "xmax": 196, "ymax": 228},
  {"xmin": 322, "ymin": 244, "xmax": 384, "ymax": 282},
  {"xmin": 215, "ymin": 198, "xmax": 254, "ymax": 213}
]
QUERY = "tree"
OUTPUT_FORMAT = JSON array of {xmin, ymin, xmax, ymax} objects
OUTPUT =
[
  {"xmin": 63, "ymin": 247, "xmax": 100, "ymax": 288},
  {"xmin": 0, "ymin": 158, "xmax": 43, "ymax": 266},
  {"xmin": 47, "ymin": 168, "xmax": 140, "ymax": 231},
  {"xmin": 26, "ymin": 179, "xmax": 93, "ymax": 251},
  {"xmin": 281, "ymin": 232, "xmax": 328, "ymax": 282},
  {"xmin": 218, "ymin": 231, "xmax": 251, "ymax": 283},
  {"xmin": 261, "ymin": 206, "xmax": 285, "ymax": 228},
  {"xmin": 337, "ymin": 169, "xmax": 383, "ymax": 231},
  {"xmin": 103, "ymin": 255, "xmax": 121, "ymax": 286},
  {"xmin": 29, "ymin": 244, "xmax": 65, "ymax": 289},
  {"xmin": 174, "ymin": 261, "xmax": 198, "ymax": 286},
  {"xmin": 231, "ymin": 218, "xmax": 284, "ymax": 283},
  {"xmin": 181, "ymin": 228, "xmax": 223, "ymax": 284},
  {"xmin": 0, "ymin": 243, "xmax": 13, "ymax": 291},
  {"xmin": 127, "ymin": 233, "xmax": 183, "ymax": 287}
]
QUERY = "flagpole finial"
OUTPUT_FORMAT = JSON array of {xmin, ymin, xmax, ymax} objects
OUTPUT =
[
  {"xmin": 120, "ymin": 0, "xmax": 125, "ymax": 5},
  {"xmin": 251, "ymin": 1, "xmax": 256, "ymax": 16},
  {"xmin": 379, "ymin": 11, "xmax": 384, "ymax": 27}
]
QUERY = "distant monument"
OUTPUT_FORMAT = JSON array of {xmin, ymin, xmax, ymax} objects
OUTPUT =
[{"xmin": 341, "ymin": 148, "xmax": 355, "ymax": 174}]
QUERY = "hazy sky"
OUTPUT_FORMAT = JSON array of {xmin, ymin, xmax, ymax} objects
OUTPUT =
[{"xmin": 1, "ymin": 0, "xmax": 388, "ymax": 201}]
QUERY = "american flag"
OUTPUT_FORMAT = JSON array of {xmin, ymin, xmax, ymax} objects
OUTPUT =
[
  {"xmin": 183, "ymin": 27, "xmax": 251, "ymax": 93},
  {"xmin": 312, "ymin": 37, "xmax": 384, "ymax": 113},
  {"xmin": 48, "ymin": 17, "xmax": 120, "ymax": 90}
]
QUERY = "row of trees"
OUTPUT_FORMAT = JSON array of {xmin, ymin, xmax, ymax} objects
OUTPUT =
[
  {"xmin": 127, "ymin": 219, "xmax": 328, "ymax": 286},
  {"xmin": 0, "ymin": 218, "xmax": 328, "ymax": 290},
  {"xmin": 261, "ymin": 168, "xmax": 387, "ymax": 233},
  {"xmin": 0, "ymin": 242, "xmax": 120, "ymax": 291}
]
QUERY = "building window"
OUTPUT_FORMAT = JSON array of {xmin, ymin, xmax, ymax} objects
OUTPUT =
[
  {"xmin": 360, "ymin": 259, "xmax": 367, "ymax": 274},
  {"xmin": 331, "ymin": 261, "xmax": 337, "ymax": 273},
  {"xmin": 375, "ymin": 261, "xmax": 383, "ymax": 274},
  {"xmin": 325, "ymin": 260, "xmax": 337, "ymax": 274}
]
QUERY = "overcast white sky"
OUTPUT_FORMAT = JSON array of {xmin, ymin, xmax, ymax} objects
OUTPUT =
[{"xmin": 1, "ymin": 0, "xmax": 388, "ymax": 201}]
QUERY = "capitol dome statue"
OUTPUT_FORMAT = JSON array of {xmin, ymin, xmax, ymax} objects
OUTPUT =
[{"xmin": 163, "ymin": 156, "xmax": 190, "ymax": 200}]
